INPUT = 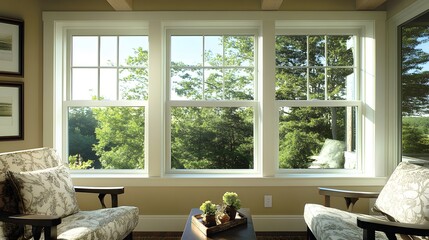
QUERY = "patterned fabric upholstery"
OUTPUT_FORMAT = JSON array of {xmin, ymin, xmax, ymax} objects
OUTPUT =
[
  {"xmin": 0, "ymin": 148, "xmax": 61, "ymax": 239},
  {"xmin": 7, "ymin": 165, "xmax": 80, "ymax": 217},
  {"xmin": 304, "ymin": 203, "xmax": 389, "ymax": 240},
  {"xmin": 305, "ymin": 162, "xmax": 429, "ymax": 240},
  {"xmin": 0, "ymin": 148, "xmax": 139, "ymax": 240},
  {"xmin": 374, "ymin": 162, "xmax": 429, "ymax": 224},
  {"xmin": 43, "ymin": 206, "xmax": 139, "ymax": 240}
]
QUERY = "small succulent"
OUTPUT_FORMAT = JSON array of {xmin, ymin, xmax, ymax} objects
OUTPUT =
[
  {"xmin": 222, "ymin": 192, "xmax": 241, "ymax": 209},
  {"xmin": 199, "ymin": 200, "xmax": 217, "ymax": 215}
]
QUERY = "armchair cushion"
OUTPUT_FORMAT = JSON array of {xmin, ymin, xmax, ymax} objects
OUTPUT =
[
  {"xmin": 6, "ymin": 165, "xmax": 79, "ymax": 217},
  {"xmin": 304, "ymin": 203, "xmax": 389, "ymax": 240},
  {"xmin": 57, "ymin": 206, "xmax": 139, "ymax": 240},
  {"xmin": 374, "ymin": 162, "xmax": 429, "ymax": 224}
]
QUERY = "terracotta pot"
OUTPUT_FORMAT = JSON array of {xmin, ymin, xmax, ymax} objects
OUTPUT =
[{"xmin": 225, "ymin": 206, "xmax": 237, "ymax": 220}]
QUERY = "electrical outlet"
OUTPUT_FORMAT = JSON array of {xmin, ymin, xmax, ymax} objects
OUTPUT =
[{"xmin": 264, "ymin": 195, "xmax": 272, "ymax": 208}]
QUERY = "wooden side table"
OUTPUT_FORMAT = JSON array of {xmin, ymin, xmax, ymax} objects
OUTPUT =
[{"xmin": 181, "ymin": 208, "xmax": 256, "ymax": 240}]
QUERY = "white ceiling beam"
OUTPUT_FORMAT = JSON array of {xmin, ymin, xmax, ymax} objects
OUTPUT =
[
  {"xmin": 261, "ymin": 0, "xmax": 284, "ymax": 10},
  {"xmin": 106, "ymin": 0, "xmax": 133, "ymax": 10},
  {"xmin": 356, "ymin": 0, "xmax": 386, "ymax": 10}
]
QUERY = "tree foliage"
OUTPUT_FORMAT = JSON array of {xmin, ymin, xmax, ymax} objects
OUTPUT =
[
  {"xmin": 401, "ymin": 26, "xmax": 429, "ymax": 116},
  {"xmin": 276, "ymin": 35, "xmax": 354, "ymax": 168},
  {"xmin": 170, "ymin": 36, "xmax": 254, "ymax": 169},
  {"xmin": 401, "ymin": 22, "xmax": 429, "ymax": 157}
]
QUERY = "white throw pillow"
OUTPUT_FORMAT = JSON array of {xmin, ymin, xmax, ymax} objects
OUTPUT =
[{"xmin": 7, "ymin": 164, "xmax": 79, "ymax": 217}]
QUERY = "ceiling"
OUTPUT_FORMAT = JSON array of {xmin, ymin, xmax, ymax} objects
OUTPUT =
[{"xmin": 105, "ymin": 0, "xmax": 388, "ymax": 11}]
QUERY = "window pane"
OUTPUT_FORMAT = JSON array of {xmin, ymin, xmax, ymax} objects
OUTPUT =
[
  {"xmin": 100, "ymin": 69, "xmax": 117, "ymax": 100},
  {"xmin": 119, "ymin": 68, "xmax": 148, "ymax": 100},
  {"xmin": 171, "ymin": 68, "xmax": 203, "ymax": 100},
  {"xmin": 100, "ymin": 36, "xmax": 117, "ymax": 67},
  {"xmin": 276, "ymin": 35, "xmax": 307, "ymax": 67},
  {"xmin": 309, "ymin": 68, "xmax": 325, "ymax": 100},
  {"xmin": 204, "ymin": 36, "xmax": 223, "ymax": 67},
  {"xmin": 72, "ymin": 68, "xmax": 98, "ymax": 100},
  {"xmin": 72, "ymin": 36, "xmax": 98, "ymax": 67},
  {"xmin": 224, "ymin": 68, "xmax": 254, "ymax": 100},
  {"xmin": 171, "ymin": 36, "xmax": 203, "ymax": 67},
  {"xmin": 204, "ymin": 68, "xmax": 223, "ymax": 100},
  {"xmin": 119, "ymin": 36, "xmax": 149, "ymax": 67},
  {"xmin": 276, "ymin": 68, "xmax": 307, "ymax": 100},
  {"xmin": 308, "ymin": 36, "xmax": 325, "ymax": 66},
  {"xmin": 68, "ymin": 106, "xmax": 145, "ymax": 170},
  {"xmin": 224, "ymin": 36, "xmax": 254, "ymax": 67},
  {"xmin": 276, "ymin": 34, "xmax": 357, "ymax": 101},
  {"xmin": 170, "ymin": 35, "xmax": 255, "ymax": 101},
  {"xmin": 279, "ymin": 106, "xmax": 357, "ymax": 169},
  {"xmin": 401, "ymin": 16, "xmax": 429, "ymax": 162},
  {"xmin": 327, "ymin": 68, "xmax": 355, "ymax": 100},
  {"xmin": 327, "ymin": 35, "xmax": 354, "ymax": 66},
  {"xmin": 171, "ymin": 107, "xmax": 254, "ymax": 170}
]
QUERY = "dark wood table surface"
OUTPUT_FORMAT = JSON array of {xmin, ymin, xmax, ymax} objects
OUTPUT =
[{"xmin": 181, "ymin": 208, "xmax": 256, "ymax": 240}]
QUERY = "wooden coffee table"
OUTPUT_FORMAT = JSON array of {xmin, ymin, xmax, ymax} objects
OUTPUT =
[{"xmin": 181, "ymin": 208, "xmax": 256, "ymax": 240}]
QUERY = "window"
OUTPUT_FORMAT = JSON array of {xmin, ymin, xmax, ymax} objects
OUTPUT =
[
  {"xmin": 66, "ymin": 33, "xmax": 148, "ymax": 170},
  {"xmin": 166, "ymin": 31, "xmax": 257, "ymax": 172},
  {"xmin": 275, "ymin": 32, "xmax": 360, "ymax": 170},
  {"xmin": 45, "ymin": 12, "xmax": 384, "ymax": 182},
  {"xmin": 400, "ymin": 12, "xmax": 429, "ymax": 163}
]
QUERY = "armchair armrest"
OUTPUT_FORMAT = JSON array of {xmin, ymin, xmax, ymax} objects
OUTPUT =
[
  {"xmin": 74, "ymin": 186, "xmax": 125, "ymax": 208},
  {"xmin": 357, "ymin": 216, "xmax": 429, "ymax": 240},
  {"xmin": 0, "ymin": 211, "xmax": 61, "ymax": 240},
  {"xmin": 319, "ymin": 187, "xmax": 379, "ymax": 212}
]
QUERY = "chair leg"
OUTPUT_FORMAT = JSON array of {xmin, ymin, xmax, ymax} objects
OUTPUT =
[
  {"xmin": 307, "ymin": 226, "xmax": 317, "ymax": 240},
  {"xmin": 123, "ymin": 232, "xmax": 133, "ymax": 240}
]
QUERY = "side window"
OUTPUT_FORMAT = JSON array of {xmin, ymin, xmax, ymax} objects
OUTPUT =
[
  {"xmin": 167, "ymin": 33, "xmax": 257, "ymax": 172},
  {"xmin": 66, "ymin": 34, "xmax": 148, "ymax": 170},
  {"xmin": 400, "ymin": 12, "xmax": 429, "ymax": 163},
  {"xmin": 276, "ymin": 33, "xmax": 359, "ymax": 170}
]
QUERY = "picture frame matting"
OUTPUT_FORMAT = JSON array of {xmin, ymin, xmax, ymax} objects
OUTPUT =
[{"xmin": 0, "ymin": 81, "xmax": 23, "ymax": 140}]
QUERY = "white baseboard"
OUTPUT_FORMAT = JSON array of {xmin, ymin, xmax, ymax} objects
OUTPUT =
[{"xmin": 135, "ymin": 215, "xmax": 306, "ymax": 232}]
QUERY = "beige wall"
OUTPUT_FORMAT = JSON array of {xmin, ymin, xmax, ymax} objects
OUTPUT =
[{"xmin": 0, "ymin": 0, "xmax": 416, "ymax": 219}]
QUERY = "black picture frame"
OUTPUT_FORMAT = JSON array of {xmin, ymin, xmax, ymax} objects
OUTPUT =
[
  {"xmin": 0, "ymin": 17, "xmax": 23, "ymax": 76},
  {"xmin": 0, "ymin": 82, "xmax": 23, "ymax": 140}
]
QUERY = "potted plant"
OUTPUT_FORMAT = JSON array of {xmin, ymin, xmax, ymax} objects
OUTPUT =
[
  {"xmin": 199, "ymin": 200, "xmax": 217, "ymax": 227},
  {"xmin": 222, "ymin": 192, "xmax": 241, "ymax": 220}
]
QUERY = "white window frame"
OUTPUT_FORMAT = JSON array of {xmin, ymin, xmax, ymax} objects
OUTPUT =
[
  {"xmin": 56, "ymin": 23, "xmax": 149, "ymax": 174},
  {"xmin": 386, "ymin": 0, "xmax": 429, "ymax": 174},
  {"xmin": 274, "ymin": 28, "xmax": 362, "ymax": 174},
  {"xmin": 165, "ymin": 28, "xmax": 260, "ymax": 175},
  {"xmin": 43, "ymin": 12, "xmax": 387, "ymax": 186}
]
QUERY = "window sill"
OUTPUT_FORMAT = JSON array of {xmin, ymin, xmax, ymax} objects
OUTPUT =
[{"xmin": 71, "ymin": 173, "xmax": 387, "ymax": 187}]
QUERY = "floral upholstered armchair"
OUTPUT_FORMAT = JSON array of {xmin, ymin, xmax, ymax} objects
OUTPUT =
[
  {"xmin": 0, "ymin": 148, "xmax": 139, "ymax": 240},
  {"xmin": 304, "ymin": 162, "xmax": 429, "ymax": 240}
]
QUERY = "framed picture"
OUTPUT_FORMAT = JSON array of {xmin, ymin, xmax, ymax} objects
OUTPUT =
[
  {"xmin": 0, "ymin": 17, "xmax": 23, "ymax": 76},
  {"xmin": 0, "ymin": 82, "xmax": 23, "ymax": 140}
]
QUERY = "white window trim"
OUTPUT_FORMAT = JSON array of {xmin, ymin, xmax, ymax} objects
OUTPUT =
[
  {"xmin": 386, "ymin": 0, "xmax": 429, "ymax": 174},
  {"xmin": 43, "ymin": 11, "xmax": 387, "ymax": 187},
  {"xmin": 165, "ymin": 28, "xmax": 260, "ymax": 175},
  {"xmin": 274, "ymin": 27, "xmax": 362, "ymax": 174}
]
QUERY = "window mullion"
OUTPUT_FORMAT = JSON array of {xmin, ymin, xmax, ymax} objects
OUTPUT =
[
  {"xmin": 306, "ymin": 36, "xmax": 310, "ymax": 100},
  {"xmin": 325, "ymin": 35, "xmax": 328, "ymax": 100}
]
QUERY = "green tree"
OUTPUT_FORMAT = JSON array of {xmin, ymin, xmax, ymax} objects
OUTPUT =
[
  {"xmin": 68, "ymin": 107, "xmax": 99, "ymax": 168},
  {"xmin": 92, "ymin": 47, "xmax": 148, "ymax": 169},
  {"xmin": 276, "ymin": 35, "xmax": 353, "ymax": 168},
  {"xmin": 170, "ymin": 36, "xmax": 254, "ymax": 169},
  {"xmin": 401, "ymin": 22, "xmax": 429, "ymax": 157},
  {"xmin": 401, "ymin": 26, "xmax": 429, "ymax": 116}
]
